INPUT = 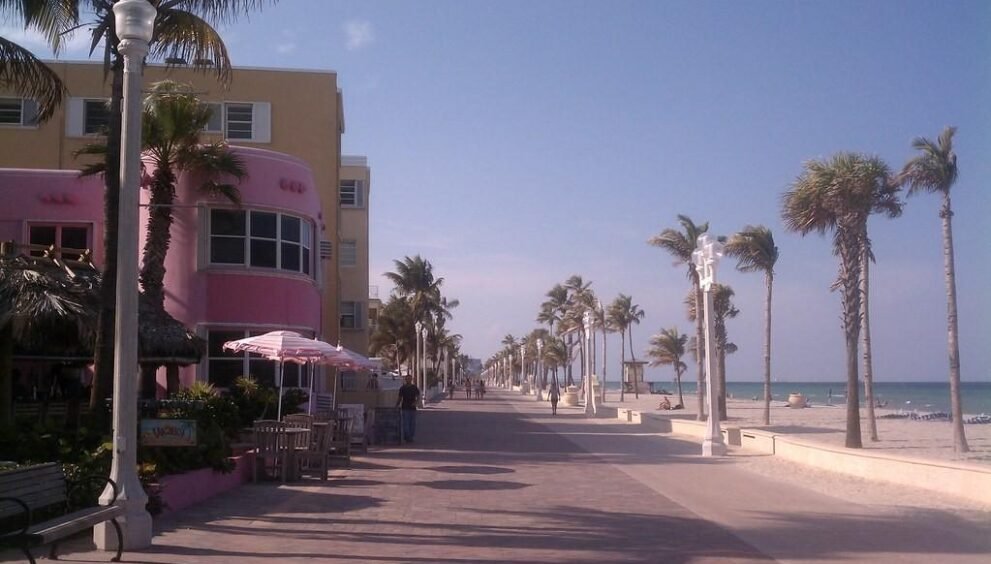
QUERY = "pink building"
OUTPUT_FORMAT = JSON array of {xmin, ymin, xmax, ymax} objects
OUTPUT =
[{"xmin": 0, "ymin": 146, "xmax": 325, "ymax": 394}]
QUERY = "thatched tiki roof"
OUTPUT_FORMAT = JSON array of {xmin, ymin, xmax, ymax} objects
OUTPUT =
[
  {"xmin": 0, "ymin": 242, "xmax": 204, "ymax": 365},
  {"xmin": 138, "ymin": 295, "xmax": 204, "ymax": 366}
]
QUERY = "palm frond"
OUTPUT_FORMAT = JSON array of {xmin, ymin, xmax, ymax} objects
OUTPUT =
[{"xmin": 0, "ymin": 36, "xmax": 66, "ymax": 121}]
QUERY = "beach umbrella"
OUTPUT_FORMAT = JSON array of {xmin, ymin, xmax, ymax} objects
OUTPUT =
[
  {"xmin": 223, "ymin": 331, "xmax": 342, "ymax": 419},
  {"xmin": 333, "ymin": 346, "xmax": 378, "ymax": 371}
]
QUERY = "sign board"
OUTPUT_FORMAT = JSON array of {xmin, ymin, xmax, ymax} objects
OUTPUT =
[
  {"xmin": 373, "ymin": 407, "xmax": 402, "ymax": 445},
  {"xmin": 140, "ymin": 419, "xmax": 197, "ymax": 447},
  {"xmin": 339, "ymin": 404, "xmax": 366, "ymax": 435}
]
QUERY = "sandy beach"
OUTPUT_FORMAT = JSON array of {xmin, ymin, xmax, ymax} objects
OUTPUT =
[{"xmin": 601, "ymin": 390, "xmax": 991, "ymax": 466}]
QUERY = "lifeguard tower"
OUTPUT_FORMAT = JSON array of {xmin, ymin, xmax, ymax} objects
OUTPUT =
[{"xmin": 622, "ymin": 361, "xmax": 649, "ymax": 397}]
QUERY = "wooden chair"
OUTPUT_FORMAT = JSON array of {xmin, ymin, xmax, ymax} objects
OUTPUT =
[
  {"xmin": 327, "ymin": 416, "xmax": 352, "ymax": 468},
  {"xmin": 296, "ymin": 423, "xmax": 330, "ymax": 480},
  {"xmin": 252, "ymin": 421, "xmax": 288, "ymax": 483}
]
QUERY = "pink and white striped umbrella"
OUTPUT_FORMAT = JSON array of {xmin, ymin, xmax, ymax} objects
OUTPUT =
[
  {"xmin": 223, "ymin": 331, "xmax": 348, "ymax": 418},
  {"xmin": 222, "ymin": 330, "xmax": 342, "ymax": 363},
  {"xmin": 332, "ymin": 345, "xmax": 378, "ymax": 371}
]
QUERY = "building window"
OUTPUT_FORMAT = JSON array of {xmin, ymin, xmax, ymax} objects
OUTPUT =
[
  {"xmin": 83, "ymin": 99, "xmax": 110, "ymax": 134},
  {"xmin": 339, "ymin": 180, "xmax": 364, "ymax": 208},
  {"xmin": 209, "ymin": 209, "xmax": 312, "ymax": 276},
  {"xmin": 340, "ymin": 240, "xmax": 357, "ymax": 267},
  {"xmin": 225, "ymin": 103, "xmax": 254, "ymax": 139},
  {"xmin": 202, "ymin": 102, "xmax": 223, "ymax": 133},
  {"xmin": 206, "ymin": 329, "xmax": 311, "ymax": 389},
  {"xmin": 28, "ymin": 224, "xmax": 90, "ymax": 260},
  {"xmin": 340, "ymin": 301, "xmax": 362, "ymax": 329},
  {"xmin": 0, "ymin": 97, "xmax": 39, "ymax": 126}
]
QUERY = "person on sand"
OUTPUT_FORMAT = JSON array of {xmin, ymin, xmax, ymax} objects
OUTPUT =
[
  {"xmin": 658, "ymin": 396, "xmax": 672, "ymax": 410},
  {"xmin": 549, "ymin": 381, "xmax": 560, "ymax": 415}
]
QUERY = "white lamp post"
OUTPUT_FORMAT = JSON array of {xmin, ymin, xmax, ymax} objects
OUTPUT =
[
  {"xmin": 692, "ymin": 233, "xmax": 727, "ymax": 457},
  {"xmin": 419, "ymin": 324, "xmax": 428, "ymax": 407},
  {"xmin": 583, "ymin": 311, "xmax": 596, "ymax": 416},
  {"xmin": 535, "ymin": 339, "xmax": 544, "ymax": 401},
  {"xmin": 94, "ymin": 0, "xmax": 156, "ymax": 551},
  {"xmin": 519, "ymin": 344, "xmax": 526, "ymax": 394}
]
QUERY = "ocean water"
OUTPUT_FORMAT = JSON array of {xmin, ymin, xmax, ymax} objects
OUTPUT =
[{"xmin": 606, "ymin": 381, "xmax": 991, "ymax": 415}]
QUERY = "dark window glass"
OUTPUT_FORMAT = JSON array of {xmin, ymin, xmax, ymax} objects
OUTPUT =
[
  {"xmin": 226, "ymin": 104, "xmax": 253, "ymax": 140},
  {"xmin": 60, "ymin": 227, "xmax": 88, "ymax": 259},
  {"xmin": 250, "ymin": 239, "xmax": 277, "ymax": 268},
  {"xmin": 339, "ymin": 180, "xmax": 357, "ymax": 206},
  {"xmin": 0, "ymin": 98, "xmax": 22, "ymax": 124},
  {"xmin": 281, "ymin": 215, "xmax": 300, "ymax": 242},
  {"xmin": 247, "ymin": 359, "xmax": 276, "ymax": 388},
  {"xmin": 211, "ymin": 209, "xmax": 245, "ymax": 236},
  {"xmin": 209, "ymin": 360, "xmax": 243, "ymax": 389},
  {"xmin": 211, "ymin": 238, "xmax": 245, "ymax": 264},
  {"xmin": 302, "ymin": 251, "xmax": 310, "ymax": 275},
  {"xmin": 29, "ymin": 225, "xmax": 57, "ymax": 256},
  {"xmin": 281, "ymin": 242, "xmax": 300, "ymax": 271},
  {"xmin": 250, "ymin": 211, "xmax": 277, "ymax": 238},
  {"xmin": 208, "ymin": 330, "xmax": 244, "ymax": 357},
  {"xmin": 84, "ymin": 100, "xmax": 110, "ymax": 134}
]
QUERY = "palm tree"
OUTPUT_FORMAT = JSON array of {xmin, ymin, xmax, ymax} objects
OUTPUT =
[
  {"xmin": 782, "ymin": 153, "xmax": 900, "ymax": 448},
  {"xmin": 593, "ymin": 300, "xmax": 609, "ymax": 403},
  {"xmin": 78, "ymin": 81, "xmax": 246, "ymax": 396},
  {"xmin": 0, "ymin": 0, "xmax": 76, "ymax": 121},
  {"xmin": 724, "ymin": 225, "xmax": 779, "ymax": 425},
  {"xmin": 0, "ymin": 245, "xmax": 101, "ymax": 425},
  {"xmin": 685, "ymin": 284, "xmax": 738, "ymax": 419},
  {"xmin": 83, "ymin": 0, "xmax": 279, "ymax": 410},
  {"xmin": 607, "ymin": 294, "xmax": 645, "ymax": 401},
  {"xmin": 564, "ymin": 275, "xmax": 593, "ymax": 388},
  {"xmin": 385, "ymin": 255, "xmax": 445, "ymax": 325},
  {"xmin": 899, "ymin": 126, "xmax": 968, "ymax": 452},
  {"xmin": 649, "ymin": 215, "xmax": 709, "ymax": 418},
  {"xmin": 607, "ymin": 295, "xmax": 630, "ymax": 402},
  {"xmin": 647, "ymin": 327, "xmax": 688, "ymax": 409},
  {"xmin": 369, "ymin": 296, "xmax": 415, "ymax": 371}
]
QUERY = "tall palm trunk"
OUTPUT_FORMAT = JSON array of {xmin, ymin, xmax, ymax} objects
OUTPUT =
[
  {"xmin": 694, "ymin": 281, "xmax": 705, "ymax": 419},
  {"xmin": 861, "ymin": 245, "xmax": 878, "ymax": 441},
  {"xmin": 600, "ymin": 321, "xmax": 607, "ymax": 403},
  {"xmin": 619, "ymin": 330, "xmax": 626, "ymax": 402},
  {"xmin": 838, "ymin": 233, "xmax": 863, "ymax": 449},
  {"xmin": 717, "ymin": 339, "xmax": 727, "ymax": 420},
  {"xmin": 90, "ymin": 59, "xmax": 124, "ymax": 411},
  {"xmin": 941, "ymin": 194, "xmax": 969, "ymax": 452},
  {"xmin": 762, "ymin": 275, "xmax": 773, "ymax": 425},
  {"xmin": 675, "ymin": 366, "xmax": 685, "ymax": 408},
  {"xmin": 627, "ymin": 326, "xmax": 639, "ymax": 399},
  {"xmin": 565, "ymin": 334, "xmax": 574, "ymax": 386},
  {"xmin": 140, "ymin": 167, "xmax": 177, "ymax": 309}
]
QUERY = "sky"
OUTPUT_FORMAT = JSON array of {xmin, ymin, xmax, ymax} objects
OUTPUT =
[{"xmin": 8, "ymin": 1, "xmax": 989, "ymax": 384}]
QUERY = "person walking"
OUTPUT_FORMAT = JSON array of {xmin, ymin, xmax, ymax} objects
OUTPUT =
[
  {"xmin": 396, "ymin": 375, "xmax": 421, "ymax": 443},
  {"xmin": 465, "ymin": 379, "xmax": 473, "ymax": 400},
  {"xmin": 549, "ymin": 380, "xmax": 560, "ymax": 415}
]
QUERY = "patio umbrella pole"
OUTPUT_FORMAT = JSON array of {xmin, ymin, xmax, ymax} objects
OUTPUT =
[
  {"xmin": 277, "ymin": 360, "xmax": 285, "ymax": 421},
  {"xmin": 307, "ymin": 362, "xmax": 315, "ymax": 415}
]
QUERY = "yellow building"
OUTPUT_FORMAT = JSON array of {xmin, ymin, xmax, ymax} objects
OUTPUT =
[
  {"xmin": 338, "ymin": 155, "xmax": 371, "ymax": 355},
  {"xmin": 0, "ymin": 61, "xmax": 351, "ymax": 347}
]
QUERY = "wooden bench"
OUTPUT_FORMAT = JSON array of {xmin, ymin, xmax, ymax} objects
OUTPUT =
[{"xmin": 0, "ymin": 463, "xmax": 124, "ymax": 563}]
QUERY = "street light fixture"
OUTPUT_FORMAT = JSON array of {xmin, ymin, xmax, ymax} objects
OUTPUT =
[
  {"xmin": 519, "ymin": 344, "xmax": 526, "ymax": 394},
  {"xmin": 583, "ymin": 311, "xmax": 596, "ymax": 416},
  {"xmin": 535, "ymin": 339, "xmax": 544, "ymax": 401},
  {"xmin": 692, "ymin": 233, "xmax": 727, "ymax": 457},
  {"xmin": 94, "ymin": 0, "xmax": 156, "ymax": 552}
]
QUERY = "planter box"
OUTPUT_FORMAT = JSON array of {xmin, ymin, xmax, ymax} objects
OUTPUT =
[{"xmin": 158, "ymin": 453, "xmax": 253, "ymax": 514}]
